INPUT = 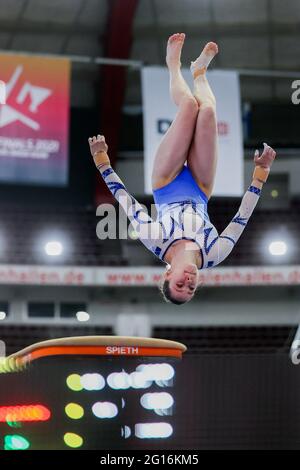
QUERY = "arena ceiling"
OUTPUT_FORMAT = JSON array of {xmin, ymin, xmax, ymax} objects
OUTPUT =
[{"xmin": 0, "ymin": 0, "xmax": 299, "ymax": 105}]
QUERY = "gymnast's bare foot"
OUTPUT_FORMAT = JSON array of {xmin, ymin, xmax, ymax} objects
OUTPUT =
[
  {"xmin": 190, "ymin": 41, "xmax": 218, "ymax": 77},
  {"xmin": 166, "ymin": 33, "xmax": 185, "ymax": 69}
]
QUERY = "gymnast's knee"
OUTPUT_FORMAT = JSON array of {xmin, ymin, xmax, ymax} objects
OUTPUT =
[
  {"xmin": 198, "ymin": 104, "xmax": 217, "ymax": 128},
  {"xmin": 180, "ymin": 96, "xmax": 199, "ymax": 114},
  {"xmin": 199, "ymin": 99, "xmax": 216, "ymax": 113}
]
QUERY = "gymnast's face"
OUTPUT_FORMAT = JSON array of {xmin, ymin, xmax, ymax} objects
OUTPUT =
[{"xmin": 165, "ymin": 263, "xmax": 198, "ymax": 303}]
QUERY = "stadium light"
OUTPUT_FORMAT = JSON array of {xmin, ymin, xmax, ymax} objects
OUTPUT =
[
  {"xmin": 76, "ymin": 311, "xmax": 90, "ymax": 322},
  {"xmin": 0, "ymin": 312, "xmax": 6, "ymax": 321},
  {"xmin": 4, "ymin": 435, "xmax": 30, "ymax": 451},
  {"xmin": 135, "ymin": 422, "xmax": 173, "ymax": 439},
  {"xmin": 92, "ymin": 401, "xmax": 118, "ymax": 419},
  {"xmin": 81, "ymin": 373, "xmax": 105, "ymax": 391},
  {"xmin": 262, "ymin": 230, "xmax": 294, "ymax": 263},
  {"xmin": 63, "ymin": 432, "xmax": 83, "ymax": 449},
  {"xmin": 44, "ymin": 241, "xmax": 63, "ymax": 256},
  {"xmin": 268, "ymin": 240, "xmax": 287, "ymax": 256},
  {"xmin": 0, "ymin": 404, "xmax": 51, "ymax": 422},
  {"xmin": 39, "ymin": 232, "xmax": 71, "ymax": 263},
  {"xmin": 64, "ymin": 403, "xmax": 84, "ymax": 420}
]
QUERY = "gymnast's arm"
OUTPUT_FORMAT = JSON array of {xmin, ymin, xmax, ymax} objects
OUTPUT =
[
  {"xmin": 207, "ymin": 144, "xmax": 277, "ymax": 267},
  {"xmin": 88, "ymin": 135, "xmax": 162, "ymax": 251}
]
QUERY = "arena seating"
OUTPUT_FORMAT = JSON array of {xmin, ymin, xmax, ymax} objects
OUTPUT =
[
  {"xmin": 0, "ymin": 198, "xmax": 299, "ymax": 266},
  {"xmin": 0, "ymin": 324, "xmax": 295, "ymax": 356}
]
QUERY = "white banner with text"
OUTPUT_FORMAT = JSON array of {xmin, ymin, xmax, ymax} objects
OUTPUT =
[
  {"xmin": 142, "ymin": 67, "xmax": 243, "ymax": 196},
  {"xmin": 0, "ymin": 265, "xmax": 299, "ymax": 287}
]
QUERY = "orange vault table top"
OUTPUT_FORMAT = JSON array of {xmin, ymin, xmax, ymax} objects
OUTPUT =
[{"xmin": 3, "ymin": 336, "xmax": 187, "ymax": 371}]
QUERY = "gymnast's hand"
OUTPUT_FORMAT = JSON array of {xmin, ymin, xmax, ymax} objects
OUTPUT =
[
  {"xmin": 88, "ymin": 134, "xmax": 110, "ymax": 168},
  {"xmin": 254, "ymin": 143, "xmax": 276, "ymax": 170}
]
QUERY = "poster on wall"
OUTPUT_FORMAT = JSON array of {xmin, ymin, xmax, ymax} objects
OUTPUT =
[
  {"xmin": 142, "ymin": 67, "xmax": 243, "ymax": 197},
  {"xmin": 0, "ymin": 53, "xmax": 70, "ymax": 186}
]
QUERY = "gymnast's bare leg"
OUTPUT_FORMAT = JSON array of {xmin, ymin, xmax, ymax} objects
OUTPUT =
[
  {"xmin": 187, "ymin": 42, "xmax": 219, "ymax": 199},
  {"xmin": 151, "ymin": 33, "xmax": 199, "ymax": 191}
]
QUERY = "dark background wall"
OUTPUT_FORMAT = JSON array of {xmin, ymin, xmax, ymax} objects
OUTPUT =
[{"xmin": 0, "ymin": 352, "xmax": 299, "ymax": 449}]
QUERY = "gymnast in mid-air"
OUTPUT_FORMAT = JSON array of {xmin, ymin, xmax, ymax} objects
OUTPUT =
[{"xmin": 88, "ymin": 33, "xmax": 277, "ymax": 305}]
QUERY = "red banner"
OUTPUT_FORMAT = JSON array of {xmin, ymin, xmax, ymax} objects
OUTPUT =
[{"xmin": 0, "ymin": 53, "xmax": 70, "ymax": 185}]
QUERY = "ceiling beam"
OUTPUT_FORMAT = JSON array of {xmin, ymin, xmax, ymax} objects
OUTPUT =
[
  {"xmin": 0, "ymin": 20, "xmax": 298, "ymax": 38},
  {"xmin": 0, "ymin": 20, "xmax": 104, "ymax": 37},
  {"xmin": 133, "ymin": 22, "xmax": 300, "ymax": 39}
]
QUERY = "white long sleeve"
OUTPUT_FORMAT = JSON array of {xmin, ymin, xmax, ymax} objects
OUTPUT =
[
  {"xmin": 98, "ymin": 165, "xmax": 162, "ymax": 253},
  {"xmin": 205, "ymin": 185, "xmax": 261, "ymax": 268}
]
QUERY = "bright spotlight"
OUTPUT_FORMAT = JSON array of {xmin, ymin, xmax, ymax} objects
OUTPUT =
[
  {"xmin": 76, "ymin": 311, "xmax": 90, "ymax": 322},
  {"xmin": 0, "ymin": 312, "xmax": 6, "ymax": 321},
  {"xmin": 45, "ymin": 241, "xmax": 63, "ymax": 256},
  {"xmin": 140, "ymin": 392, "xmax": 174, "ymax": 410},
  {"xmin": 136, "ymin": 364, "xmax": 175, "ymax": 381},
  {"xmin": 129, "ymin": 371, "xmax": 151, "ymax": 389},
  {"xmin": 135, "ymin": 422, "xmax": 173, "ymax": 439},
  {"xmin": 107, "ymin": 372, "xmax": 130, "ymax": 390},
  {"xmin": 268, "ymin": 241, "xmax": 287, "ymax": 256},
  {"xmin": 81, "ymin": 373, "xmax": 105, "ymax": 391},
  {"xmin": 92, "ymin": 402, "xmax": 118, "ymax": 419}
]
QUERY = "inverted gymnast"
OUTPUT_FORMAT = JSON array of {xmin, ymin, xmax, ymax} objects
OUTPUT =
[{"xmin": 88, "ymin": 33, "xmax": 277, "ymax": 305}]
